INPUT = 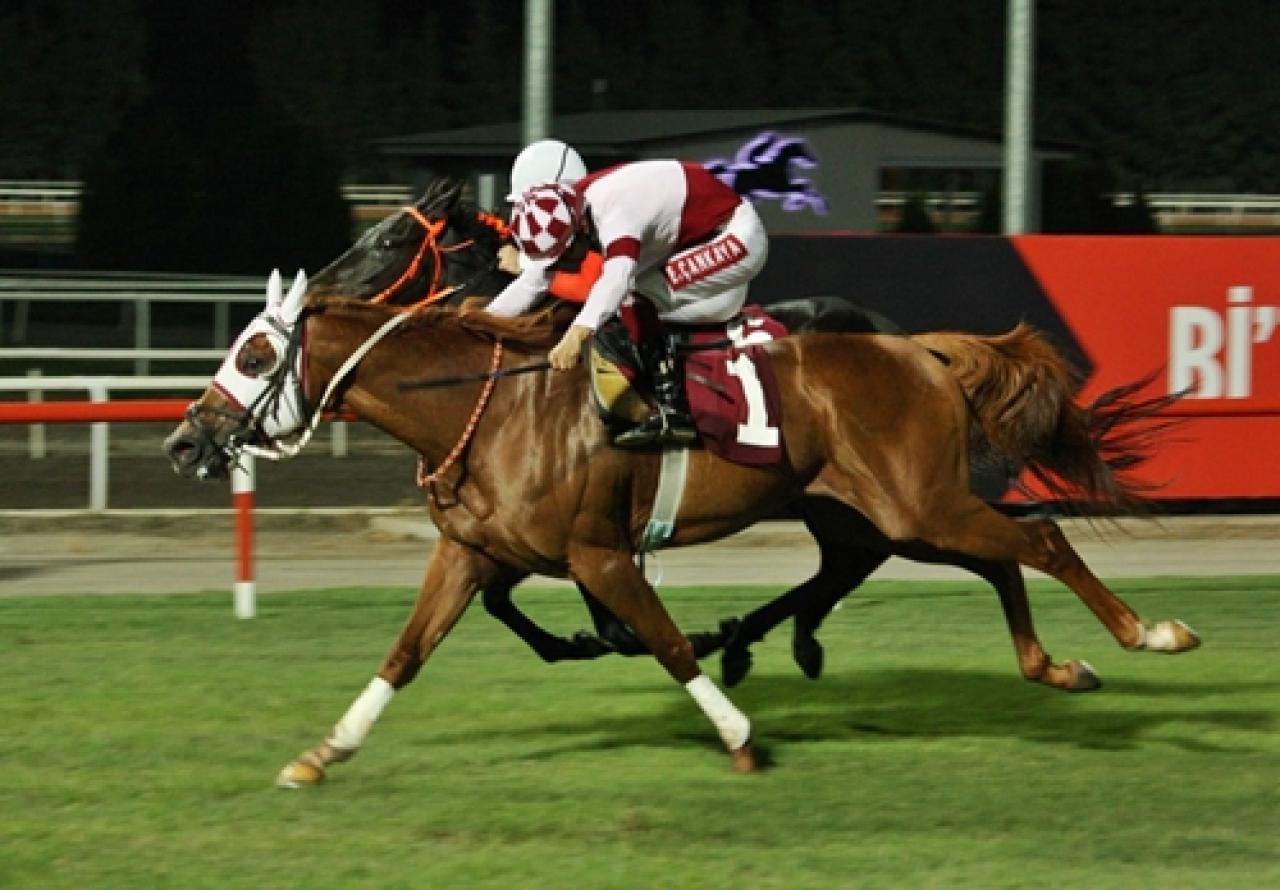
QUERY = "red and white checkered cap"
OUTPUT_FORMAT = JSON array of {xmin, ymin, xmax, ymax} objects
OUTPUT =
[{"xmin": 509, "ymin": 182, "xmax": 583, "ymax": 262}]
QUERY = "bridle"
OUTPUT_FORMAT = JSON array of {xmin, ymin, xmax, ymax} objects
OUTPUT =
[
  {"xmin": 181, "ymin": 308, "xmax": 314, "ymax": 477},
  {"xmin": 370, "ymin": 205, "xmax": 510, "ymax": 309},
  {"xmin": 184, "ymin": 299, "xmax": 414, "ymax": 475}
]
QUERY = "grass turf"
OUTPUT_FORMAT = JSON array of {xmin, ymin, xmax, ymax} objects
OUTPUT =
[{"xmin": 1, "ymin": 576, "xmax": 1277, "ymax": 889}]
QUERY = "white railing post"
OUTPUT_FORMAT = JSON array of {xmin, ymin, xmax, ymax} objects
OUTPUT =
[
  {"xmin": 231, "ymin": 453, "xmax": 256, "ymax": 619},
  {"xmin": 330, "ymin": 420, "xmax": 348, "ymax": 457},
  {"xmin": 87, "ymin": 382, "xmax": 109, "ymax": 511},
  {"xmin": 27, "ymin": 368, "xmax": 45, "ymax": 459},
  {"xmin": 12, "ymin": 298, "xmax": 29, "ymax": 343},
  {"xmin": 134, "ymin": 296, "xmax": 150, "ymax": 376},
  {"xmin": 214, "ymin": 300, "xmax": 229, "ymax": 349}
]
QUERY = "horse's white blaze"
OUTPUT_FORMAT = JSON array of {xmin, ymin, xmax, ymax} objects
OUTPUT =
[
  {"xmin": 685, "ymin": 674, "xmax": 751, "ymax": 751},
  {"xmin": 327, "ymin": 676, "xmax": 395, "ymax": 752}
]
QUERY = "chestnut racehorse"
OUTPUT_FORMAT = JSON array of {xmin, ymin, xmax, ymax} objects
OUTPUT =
[
  {"xmin": 306, "ymin": 177, "xmax": 990, "ymax": 687},
  {"xmin": 164, "ymin": 271, "xmax": 1199, "ymax": 785}
]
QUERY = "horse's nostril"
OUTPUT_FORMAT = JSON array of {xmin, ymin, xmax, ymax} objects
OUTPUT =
[{"xmin": 163, "ymin": 433, "xmax": 198, "ymax": 466}]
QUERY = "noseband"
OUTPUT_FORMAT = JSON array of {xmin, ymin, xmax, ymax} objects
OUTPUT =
[{"xmin": 370, "ymin": 206, "xmax": 509, "ymax": 308}]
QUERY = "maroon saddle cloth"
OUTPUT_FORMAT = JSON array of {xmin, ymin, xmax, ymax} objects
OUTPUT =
[{"xmin": 615, "ymin": 302, "xmax": 788, "ymax": 468}]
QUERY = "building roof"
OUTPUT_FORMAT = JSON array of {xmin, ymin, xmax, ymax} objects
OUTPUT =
[{"xmin": 374, "ymin": 107, "xmax": 1080, "ymax": 158}]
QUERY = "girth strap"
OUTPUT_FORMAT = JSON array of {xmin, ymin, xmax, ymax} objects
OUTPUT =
[{"xmin": 640, "ymin": 446, "xmax": 689, "ymax": 554}]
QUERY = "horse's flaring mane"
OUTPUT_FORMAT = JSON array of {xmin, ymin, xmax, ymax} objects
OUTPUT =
[
  {"xmin": 413, "ymin": 177, "xmax": 510, "ymax": 254},
  {"xmin": 450, "ymin": 200, "xmax": 510, "ymax": 252}
]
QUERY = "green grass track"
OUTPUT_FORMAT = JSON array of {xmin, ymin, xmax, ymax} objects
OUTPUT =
[{"xmin": 2, "ymin": 577, "xmax": 1277, "ymax": 889}]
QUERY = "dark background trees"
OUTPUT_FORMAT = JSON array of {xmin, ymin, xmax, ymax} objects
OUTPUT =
[
  {"xmin": 75, "ymin": 2, "xmax": 351, "ymax": 273},
  {"xmin": 1, "ymin": 0, "xmax": 1276, "ymax": 268}
]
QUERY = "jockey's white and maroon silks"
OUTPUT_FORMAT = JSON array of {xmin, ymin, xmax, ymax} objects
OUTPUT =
[{"xmin": 487, "ymin": 159, "xmax": 768, "ymax": 330}]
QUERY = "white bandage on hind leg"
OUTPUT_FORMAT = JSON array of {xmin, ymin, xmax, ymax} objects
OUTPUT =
[
  {"xmin": 327, "ymin": 676, "xmax": 395, "ymax": 752},
  {"xmin": 685, "ymin": 674, "xmax": 751, "ymax": 751}
]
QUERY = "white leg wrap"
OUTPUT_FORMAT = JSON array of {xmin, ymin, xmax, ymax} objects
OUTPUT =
[
  {"xmin": 685, "ymin": 674, "xmax": 751, "ymax": 751},
  {"xmin": 327, "ymin": 677, "xmax": 395, "ymax": 752}
]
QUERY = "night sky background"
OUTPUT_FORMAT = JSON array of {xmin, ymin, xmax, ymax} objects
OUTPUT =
[{"xmin": 1, "ymin": 0, "xmax": 1276, "ymax": 271}]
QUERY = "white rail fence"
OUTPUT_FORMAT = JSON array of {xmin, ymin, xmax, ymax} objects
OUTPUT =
[
  {"xmin": 0, "ymin": 272, "xmax": 267, "ymax": 372},
  {"xmin": 0, "ymin": 375, "xmax": 206, "ymax": 510},
  {"xmin": 0, "ymin": 368, "xmax": 351, "ymax": 510}
]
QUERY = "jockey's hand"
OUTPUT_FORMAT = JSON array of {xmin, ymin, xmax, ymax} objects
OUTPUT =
[
  {"xmin": 549, "ymin": 324, "xmax": 592, "ymax": 370},
  {"xmin": 496, "ymin": 244, "xmax": 522, "ymax": 276}
]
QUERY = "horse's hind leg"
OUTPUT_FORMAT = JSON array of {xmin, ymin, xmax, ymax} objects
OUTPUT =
[
  {"xmin": 730, "ymin": 547, "xmax": 883, "ymax": 686},
  {"xmin": 481, "ymin": 577, "xmax": 616, "ymax": 661},
  {"xmin": 570, "ymin": 544, "xmax": 757, "ymax": 772},
  {"xmin": 720, "ymin": 498, "xmax": 886, "ymax": 687},
  {"xmin": 952, "ymin": 556, "xmax": 1102, "ymax": 691},
  {"xmin": 580, "ymin": 587, "xmax": 650, "ymax": 655},
  {"xmin": 789, "ymin": 549, "xmax": 883, "ymax": 680},
  {"xmin": 919, "ymin": 499, "xmax": 1200, "ymax": 656},
  {"xmin": 791, "ymin": 500, "xmax": 888, "ymax": 680}
]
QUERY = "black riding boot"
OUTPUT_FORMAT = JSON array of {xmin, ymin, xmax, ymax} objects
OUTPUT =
[{"xmin": 613, "ymin": 334, "xmax": 698, "ymax": 449}]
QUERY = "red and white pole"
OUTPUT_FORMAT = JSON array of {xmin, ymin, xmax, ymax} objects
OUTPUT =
[{"xmin": 231, "ymin": 454, "xmax": 256, "ymax": 619}]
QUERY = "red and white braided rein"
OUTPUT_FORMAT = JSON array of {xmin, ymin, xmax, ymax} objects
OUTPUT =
[{"xmin": 416, "ymin": 340, "xmax": 504, "ymax": 490}]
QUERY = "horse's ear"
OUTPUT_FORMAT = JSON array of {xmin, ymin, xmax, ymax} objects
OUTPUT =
[
  {"xmin": 265, "ymin": 268, "xmax": 283, "ymax": 308},
  {"xmin": 420, "ymin": 177, "xmax": 464, "ymax": 218},
  {"xmin": 280, "ymin": 270, "xmax": 307, "ymax": 324}
]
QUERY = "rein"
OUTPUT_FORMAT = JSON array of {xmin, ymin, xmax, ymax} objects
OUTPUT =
[
  {"xmin": 417, "ymin": 340, "xmax": 505, "ymax": 491},
  {"xmin": 395, "ymin": 337, "xmax": 732, "ymax": 392},
  {"xmin": 397, "ymin": 358, "xmax": 550, "ymax": 390},
  {"xmin": 370, "ymin": 205, "xmax": 507, "ymax": 309}
]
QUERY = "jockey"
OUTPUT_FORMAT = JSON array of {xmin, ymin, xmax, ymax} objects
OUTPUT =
[
  {"xmin": 488, "ymin": 157, "xmax": 769, "ymax": 449},
  {"xmin": 495, "ymin": 138, "xmax": 588, "ymax": 278}
]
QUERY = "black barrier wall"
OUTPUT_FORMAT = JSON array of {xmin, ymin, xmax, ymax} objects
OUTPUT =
[{"xmin": 749, "ymin": 235, "xmax": 1092, "ymax": 376}]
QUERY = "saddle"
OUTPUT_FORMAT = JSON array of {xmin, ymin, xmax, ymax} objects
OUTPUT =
[{"xmin": 587, "ymin": 304, "xmax": 788, "ymax": 467}]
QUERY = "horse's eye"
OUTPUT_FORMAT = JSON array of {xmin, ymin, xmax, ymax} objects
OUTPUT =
[{"xmin": 236, "ymin": 351, "xmax": 274, "ymax": 377}]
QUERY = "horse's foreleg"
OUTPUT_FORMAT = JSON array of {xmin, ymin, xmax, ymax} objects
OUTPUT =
[
  {"xmin": 571, "ymin": 546, "xmax": 757, "ymax": 772},
  {"xmin": 277, "ymin": 538, "xmax": 495, "ymax": 788}
]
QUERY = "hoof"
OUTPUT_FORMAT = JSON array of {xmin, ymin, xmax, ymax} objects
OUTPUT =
[
  {"xmin": 1064, "ymin": 659, "xmax": 1103, "ymax": 692},
  {"xmin": 277, "ymin": 757, "xmax": 325, "ymax": 789},
  {"xmin": 721, "ymin": 647, "xmax": 752, "ymax": 688},
  {"xmin": 729, "ymin": 741, "xmax": 758, "ymax": 774},
  {"xmin": 690, "ymin": 617, "xmax": 739, "ymax": 659},
  {"xmin": 1140, "ymin": 619, "xmax": 1202, "ymax": 653},
  {"xmin": 792, "ymin": 635, "xmax": 824, "ymax": 680},
  {"xmin": 567, "ymin": 631, "xmax": 616, "ymax": 659}
]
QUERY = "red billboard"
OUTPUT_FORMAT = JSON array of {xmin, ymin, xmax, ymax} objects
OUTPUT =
[
  {"xmin": 1013, "ymin": 236, "xmax": 1279, "ymax": 499},
  {"xmin": 753, "ymin": 233, "xmax": 1280, "ymax": 501}
]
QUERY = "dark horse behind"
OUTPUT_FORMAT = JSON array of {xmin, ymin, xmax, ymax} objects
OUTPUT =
[{"xmin": 163, "ymin": 261, "xmax": 1199, "ymax": 785}]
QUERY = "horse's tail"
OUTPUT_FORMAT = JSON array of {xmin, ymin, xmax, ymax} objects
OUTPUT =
[{"xmin": 910, "ymin": 324, "xmax": 1183, "ymax": 511}]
